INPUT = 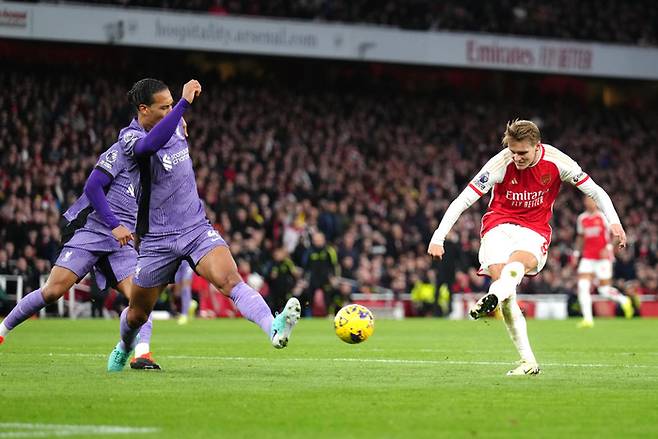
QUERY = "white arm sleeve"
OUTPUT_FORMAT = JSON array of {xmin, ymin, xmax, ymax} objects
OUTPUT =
[
  {"xmin": 429, "ymin": 187, "xmax": 481, "ymax": 246},
  {"xmin": 576, "ymin": 178, "xmax": 622, "ymax": 226},
  {"xmin": 429, "ymin": 149, "xmax": 509, "ymax": 246}
]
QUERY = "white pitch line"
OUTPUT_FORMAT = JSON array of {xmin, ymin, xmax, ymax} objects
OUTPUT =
[
  {"xmin": 0, "ymin": 423, "xmax": 158, "ymax": 438},
  {"xmin": 28, "ymin": 352, "xmax": 658, "ymax": 369}
]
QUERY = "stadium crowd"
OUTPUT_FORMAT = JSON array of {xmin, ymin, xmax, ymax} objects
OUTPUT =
[
  {"xmin": 20, "ymin": 0, "xmax": 658, "ymax": 46},
  {"xmin": 1, "ymin": 61, "xmax": 657, "ymax": 317}
]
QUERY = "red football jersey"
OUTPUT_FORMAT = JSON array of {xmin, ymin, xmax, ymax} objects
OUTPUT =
[
  {"xmin": 577, "ymin": 211, "xmax": 610, "ymax": 259},
  {"xmin": 468, "ymin": 143, "xmax": 589, "ymax": 245}
]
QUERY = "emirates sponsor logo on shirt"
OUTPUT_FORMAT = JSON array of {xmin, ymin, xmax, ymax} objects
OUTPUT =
[
  {"xmin": 505, "ymin": 189, "xmax": 549, "ymax": 208},
  {"xmin": 584, "ymin": 226, "xmax": 602, "ymax": 237}
]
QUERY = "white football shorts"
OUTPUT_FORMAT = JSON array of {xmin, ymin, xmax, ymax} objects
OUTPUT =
[
  {"xmin": 478, "ymin": 223, "xmax": 548, "ymax": 276},
  {"xmin": 577, "ymin": 258, "xmax": 613, "ymax": 280}
]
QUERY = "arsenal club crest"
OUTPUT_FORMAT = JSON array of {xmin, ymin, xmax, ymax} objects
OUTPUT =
[{"xmin": 541, "ymin": 174, "xmax": 551, "ymax": 185}]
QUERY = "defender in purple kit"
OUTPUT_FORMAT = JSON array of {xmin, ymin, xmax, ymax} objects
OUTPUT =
[
  {"xmin": 0, "ymin": 142, "xmax": 160, "ymax": 370},
  {"xmin": 107, "ymin": 78, "xmax": 300, "ymax": 372},
  {"xmin": 174, "ymin": 260, "xmax": 196, "ymax": 325}
]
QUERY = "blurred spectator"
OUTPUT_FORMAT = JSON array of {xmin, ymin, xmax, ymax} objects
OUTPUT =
[
  {"xmin": 264, "ymin": 247, "xmax": 298, "ymax": 313},
  {"xmin": 431, "ymin": 232, "xmax": 461, "ymax": 315},
  {"xmin": 410, "ymin": 269, "xmax": 436, "ymax": 317},
  {"xmin": 302, "ymin": 232, "xmax": 340, "ymax": 316},
  {"xmin": 0, "ymin": 250, "xmax": 10, "ymax": 275},
  {"xmin": 89, "ymin": 270, "xmax": 108, "ymax": 318}
]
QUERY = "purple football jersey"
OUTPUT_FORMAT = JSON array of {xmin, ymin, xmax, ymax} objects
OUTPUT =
[
  {"xmin": 118, "ymin": 118, "xmax": 206, "ymax": 236},
  {"xmin": 64, "ymin": 143, "xmax": 138, "ymax": 235}
]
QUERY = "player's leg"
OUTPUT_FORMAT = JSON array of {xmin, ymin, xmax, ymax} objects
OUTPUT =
[
  {"xmin": 470, "ymin": 225, "xmax": 543, "ymax": 317},
  {"xmin": 469, "ymin": 225, "xmax": 516, "ymax": 319},
  {"xmin": 479, "ymin": 253, "xmax": 540, "ymax": 375},
  {"xmin": 195, "ymin": 245, "xmax": 300, "ymax": 349},
  {"xmin": 114, "ymin": 276, "xmax": 159, "ymax": 370},
  {"xmin": 96, "ymin": 248, "xmax": 160, "ymax": 369},
  {"xmin": 498, "ymin": 252, "xmax": 540, "ymax": 375},
  {"xmin": 577, "ymin": 275, "xmax": 595, "ymax": 327},
  {"xmin": 107, "ymin": 235, "xmax": 175, "ymax": 371},
  {"xmin": 471, "ymin": 225, "xmax": 541, "ymax": 375},
  {"xmin": 107, "ymin": 283, "xmax": 163, "ymax": 372},
  {"xmin": 0, "ymin": 244, "xmax": 94, "ymax": 344},
  {"xmin": 577, "ymin": 259, "xmax": 595, "ymax": 327},
  {"xmin": 176, "ymin": 264, "xmax": 195, "ymax": 324},
  {"xmin": 595, "ymin": 262, "xmax": 633, "ymax": 318}
]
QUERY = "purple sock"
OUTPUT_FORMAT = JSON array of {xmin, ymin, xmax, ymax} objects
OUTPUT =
[
  {"xmin": 137, "ymin": 314, "xmax": 153, "ymax": 345},
  {"xmin": 230, "ymin": 281, "xmax": 273, "ymax": 336},
  {"xmin": 1, "ymin": 289, "xmax": 47, "ymax": 331},
  {"xmin": 118, "ymin": 307, "xmax": 141, "ymax": 352},
  {"xmin": 181, "ymin": 285, "xmax": 192, "ymax": 315}
]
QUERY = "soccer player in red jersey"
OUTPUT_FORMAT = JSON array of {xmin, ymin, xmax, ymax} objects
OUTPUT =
[
  {"xmin": 574, "ymin": 196, "xmax": 633, "ymax": 328},
  {"xmin": 427, "ymin": 120, "xmax": 626, "ymax": 375}
]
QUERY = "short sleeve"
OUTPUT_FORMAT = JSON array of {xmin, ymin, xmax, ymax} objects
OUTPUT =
[
  {"xmin": 118, "ymin": 128, "xmax": 145, "ymax": 157},
  {"xmin": 94, "ymin": 145, "xmax": 127, "ymax": 179},
  {"xmin": 468, "ymin": 149, "xmax": 509, "ymax": 196}
]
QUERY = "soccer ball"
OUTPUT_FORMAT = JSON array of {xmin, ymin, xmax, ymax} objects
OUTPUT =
[{"xmin": 334, "ymin": 304, "xmax": 375, "ymax": 344}]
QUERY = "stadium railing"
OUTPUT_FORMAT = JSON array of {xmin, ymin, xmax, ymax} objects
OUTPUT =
[
  {"xmin": 0, "ymin": 275, "xmax": 23, "ymax": 308},
  {"xmin": 0, "ymin": 274, "xmax": 83, "ymax": 319}
]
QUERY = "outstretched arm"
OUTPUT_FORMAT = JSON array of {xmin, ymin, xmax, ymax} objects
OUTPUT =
[
  {"xmin": 550, "ymin": 145, "xmax": 626, "ymax": 248},
  {"xmin": 427, "ymin": 149, "xmax": 509, "ymax": 259},
  {"xmin": 427, "ymin": 187, "xmax": 481, "ymax": 259}
]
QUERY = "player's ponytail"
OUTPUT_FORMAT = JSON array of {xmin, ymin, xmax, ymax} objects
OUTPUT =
[{"xmin": 127, "ymin": 78, "xmax": 168, "ymax": 110}]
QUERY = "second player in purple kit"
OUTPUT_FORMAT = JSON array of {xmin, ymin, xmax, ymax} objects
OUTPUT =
[
  {"xmin": 107, "ymin": 78, "xmax": 301, "ymax": 371},
  {"xmin": 1, "ymin": 140, "xmax": 160, "ymax": 369},
  {"xmin": 174, "ymin": 260, "xmax": 196, "ymax": 324}
]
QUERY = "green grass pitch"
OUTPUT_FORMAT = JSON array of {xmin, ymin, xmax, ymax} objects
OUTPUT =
[{"xmin": 1, "ymin": 317, "xmax": 657, "ymax": 438}]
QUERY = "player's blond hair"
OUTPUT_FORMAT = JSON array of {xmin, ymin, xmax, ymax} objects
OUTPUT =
[{"xmin": 502, "ymin": 119, "xmax": 541, "ymax": 147}]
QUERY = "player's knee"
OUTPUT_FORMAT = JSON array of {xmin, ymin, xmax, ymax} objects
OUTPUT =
[
  {"xmin": 41, "ymin": 281, "xmax": 69, "ymax": 304},
  {"xmin": 127, "ymin": 308, "xmax": 149, "ymax": 327},
  {"xmin": 501, "ymin": 261, "xmax": 525, "ymax": 284},
  {"xmin": 215, "ymin": 270, "xmax": 243, "ymax": 296},
  {"xmin": 577, "ymin": 278, "xmax": 591, "ymax": 291}
]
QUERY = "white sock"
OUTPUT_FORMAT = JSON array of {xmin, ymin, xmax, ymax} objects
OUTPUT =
[
  {"xmin": 598, "ymin": 285, "xmax": 626, "ymax": 305},
  {"xmin": 577, "ymin": 278, "xmax": 593, "ymax": 322},
  {"xmin": 0, "ymin": 322, "xmax": 9, "ymax": 337},
  {"xmin": 501, "ymin": 296, "xmax": 537, "ymax": 364},
  {"xmin": 489, "ymin": 261, "xmax": 525, "ymax": 303},
  {"xmin": 134, "ymin": 342, "xmax": 150, "ymax": 357}
]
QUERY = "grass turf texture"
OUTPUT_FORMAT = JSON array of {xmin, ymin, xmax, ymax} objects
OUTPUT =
[{"xmin": 1, "ymin": 318, "xmax": 657, "ymax": 438}]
